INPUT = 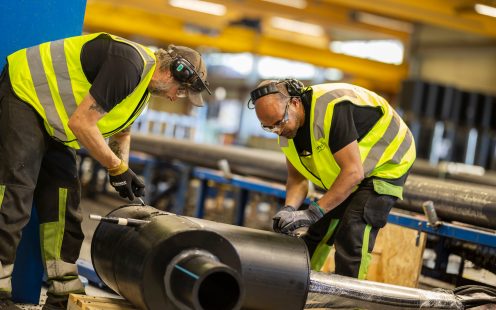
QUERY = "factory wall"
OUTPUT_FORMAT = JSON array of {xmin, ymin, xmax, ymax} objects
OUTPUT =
[{"xmin": 412, "ymin": 25, "xmax": 496, "ymax": 95}]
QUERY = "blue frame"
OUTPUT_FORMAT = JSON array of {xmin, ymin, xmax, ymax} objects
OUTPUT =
[{"xmin": 193, "ymin": 167, "xmax": 496, "ymax": 248}]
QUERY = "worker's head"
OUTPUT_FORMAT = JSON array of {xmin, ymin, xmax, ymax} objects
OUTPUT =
[
  {"xmin": 150, "ymin": 45, "xmax": 211, "ymax": 107},
  {"xmin": 250, "ymin": 80, "xmax": 305, "ymax": 139}
]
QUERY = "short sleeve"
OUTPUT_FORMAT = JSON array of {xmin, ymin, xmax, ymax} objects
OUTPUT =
[
  {"xmin": 88, "ymin": 41, "xmax": 144, "ymax": 112},
  {"xmin": 329, "ymin": 101, "xmax": 359, "ymax": 154}
]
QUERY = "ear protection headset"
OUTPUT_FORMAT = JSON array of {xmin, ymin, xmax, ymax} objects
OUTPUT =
[
  {"xmin": 248, "ymin": 79, "xmax": 304, "ymax": 109},
  {"xmin": 167, "ymin": 45, "xmax": 212, "ymax": 94}
]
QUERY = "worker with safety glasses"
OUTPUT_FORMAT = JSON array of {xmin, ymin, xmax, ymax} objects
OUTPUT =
[
  {"xmin": 0, "ymin": 32, "xmax": 210, "ymax": 309},
  {"xmin": 249, "ymin": 79, "xmax": 415, "ymax": 279}
]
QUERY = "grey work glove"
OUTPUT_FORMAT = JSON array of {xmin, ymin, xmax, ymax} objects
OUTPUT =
[
  {"xmin": 273, "ymin": 202, "xmax": 325, "ymax": 234},
  {"xmin": 108, "ymin": 161, "xmax": 145, "ymax": 201}
]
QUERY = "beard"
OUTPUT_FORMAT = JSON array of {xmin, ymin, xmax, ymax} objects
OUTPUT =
[
  {"xmin": 148, "ymin": 80, "xmax": 171, "ymax": 95},
  {"xmin": 284, "ymin": 129, "xmax": 298, "ymax": 139}
]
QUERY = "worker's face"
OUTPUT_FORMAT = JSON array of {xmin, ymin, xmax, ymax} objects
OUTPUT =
[
  {"xmin": 255, "ymin": 95, "xmax": 300, "ymax": 139},
  {"xmin": 148, "ymin": 70, "xmax": 184, "ymax": 101}
]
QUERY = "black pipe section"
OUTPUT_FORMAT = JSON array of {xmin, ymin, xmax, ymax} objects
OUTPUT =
[
  {"xmin": 92, "ymin": 206, "xmax": 469, "ymax": 310},
  {"xmin": 91, "ymin": 205, "xmax": 310, "ymax": 310},
  {"xmin": 165, "ymin": 250, "xmax": 241, "ymax": 310},
  {"xmin": 131, "ymin": 135, "xmax": 496, "ymax": 229},
  {"xmin": 399, "ymin": 175, "xmax": 496, "ymax": 229}
]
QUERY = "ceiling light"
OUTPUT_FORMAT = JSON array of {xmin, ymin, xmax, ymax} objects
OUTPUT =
[
  {"xmin": 263, "ymin": 0, "xmax": 307, "ymax": 9},
  {"xmin": 169, "ymin": 0, "xmax": 226, "ymax": 16},
  {"xmin": 353, "ymin": 12, "xmax": 413, "ymax": 33},
  {"xmin": 474, "ymin": 3, "xmax": 496, "ymax": 18},
  {"xmin": 270, "ymin": 17, "xmax": 324, "ymax": 36}
]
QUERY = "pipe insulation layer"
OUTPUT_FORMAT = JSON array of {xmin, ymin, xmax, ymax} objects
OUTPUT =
[
  {"xmin": 91, "ymin": 206, "xmax": 468, "ymax": 310},
  {"xmin": 91, "ymin": 205, "xmax": 310, "ymax": 310},
  {"xmin": 131, "ymin": 135, "xmax": 496, "ymax": 229}
]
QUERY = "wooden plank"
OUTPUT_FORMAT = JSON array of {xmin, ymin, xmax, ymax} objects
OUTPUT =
[
  {"xmin": 68, "ymin": 294, "xmax": 136, "ymax": 310},
  {"xmin": 322, "ymin": 223, "xmax": 426, "ymax": 287}
]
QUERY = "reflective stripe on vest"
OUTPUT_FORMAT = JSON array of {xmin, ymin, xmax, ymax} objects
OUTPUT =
[
  {"xmin": 9, "ymin": 33, "xmax": 156, "ymax": 148},
  {"xmin": 26, "ymin": 40, "xmax": 76, "ymax": 141}
]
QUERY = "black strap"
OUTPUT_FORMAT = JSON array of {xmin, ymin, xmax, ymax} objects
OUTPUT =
[{"xmin": 250, "ymin": 82, "xmax": 279, "ymax": 102}]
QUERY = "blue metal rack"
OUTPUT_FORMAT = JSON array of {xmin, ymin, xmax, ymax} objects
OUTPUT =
[
  {"xmin": 77, "ymin": 165, "xmax": 496, "ymax": 291},
  {"xmin": 192, "ymin": 166, "xmax": 496, "ymax": 248}
]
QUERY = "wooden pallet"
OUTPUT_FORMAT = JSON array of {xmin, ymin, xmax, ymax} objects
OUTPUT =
[
  {"xmin": 321, "ymin": 222, "xmax": 427, "ymax": 288},
  {"xmin": 67, "ymin": 294, "xmax": 136, "ymax": 310}
]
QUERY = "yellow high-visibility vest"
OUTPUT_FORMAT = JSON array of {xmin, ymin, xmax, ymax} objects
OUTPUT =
[
  {"xmin": 7, "ymin": 32, "xmax": 155, "ymax": 149},
  {"xmin": 279, "ymin": 83, "xmax": 416, "ymax": 199}
]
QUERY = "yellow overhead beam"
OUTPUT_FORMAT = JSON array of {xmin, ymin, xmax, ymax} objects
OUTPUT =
[
  {"xmin": 88, "ymin": 0, "xmax": 410, "ymax": 41},
  {"xmin": 84, "ymin": 1, "xmax": 408, "ymax": 92},
  {"xmin": 211, "ymin": 0, "xmax": 410, "ymax": 41},
  {"xmin": 323, "ymin": 0, "xmax": 496, "ymax": 38}
]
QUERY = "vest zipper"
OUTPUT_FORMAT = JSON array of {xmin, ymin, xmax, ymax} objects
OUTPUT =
[
  {"xmin": 297, "ymin": 156, "xmax": 328, "ymax": 191},
  {"xmin": 102, "ymin": 91, "xmax": 149, "ymax": 138}
]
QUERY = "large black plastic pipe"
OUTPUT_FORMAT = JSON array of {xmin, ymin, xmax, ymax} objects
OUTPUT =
[
  {"xmin": 131, "ymin": 135, "xmax": 496, "ymax": 229},
  {"xmin": 91, "ymin": 205, "xmax": 310, "ymax": 310},
  {"xmin": 398, "ymin": 175, "xmax": 496, "ymax": 230},
  {"xmin": 165, "ymin": 250, "xmax": 241, "ymax": 310},
  {"xmin": 92, "ymin": 206, "xmax": 465, "ymax": 310}
]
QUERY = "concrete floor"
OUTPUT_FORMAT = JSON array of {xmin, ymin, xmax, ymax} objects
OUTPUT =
[{"xmin": 15, "ymin": 195, "xmax": 125, "ymax": 309}]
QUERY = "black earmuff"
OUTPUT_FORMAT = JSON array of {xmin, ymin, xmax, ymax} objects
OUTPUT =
[
  {"xmin": 248, "ymin": 79, "xmax": 304, "ymax": 109},
  {"xmin": 167, "ymin": 46, "xmax": 212, "ymax": 94},
  {"xmin": 282, "ymin": 79, "xmax": 304, "ymax": 97},
  {"xmin": 170, "ymin": 55, "xmax": 196, "ymax": 83}
]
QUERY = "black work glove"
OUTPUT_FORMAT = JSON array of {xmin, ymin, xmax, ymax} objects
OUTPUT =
[
  {"xmin": 108, "ymin": 161, "xmax": 145, "ymax": 201},
  {"xmin": 273, "ymin": 202, "xmax": 325, "ymax": 234}
]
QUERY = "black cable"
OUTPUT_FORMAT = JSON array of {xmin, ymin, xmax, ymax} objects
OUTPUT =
[
  {"xmin": 455, "ymin": 287, "xmax": 496, "ymax": 297},
  {"xmin": 454, "ymin": 284, "xmax": 496, "ymax": 295},
  {"xmin": 451, "ymin": 284, "xmax": 496, "ymax": 308},
  {"xmin": 462, "ymin": 297, "xmax": 496, "ymax": 309},
  {"xmin": 457, "ymin": 287, "xmax": 496, "ymax": 297}
]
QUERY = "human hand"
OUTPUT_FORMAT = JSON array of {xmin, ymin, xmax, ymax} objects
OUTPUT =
[
  {"xmin": 108, "ymin": 161, "xmax": 145, "ymax": 200},
  {"xmin": 273, "ymin": 202, "xmax": 325, "ymax": 234}
]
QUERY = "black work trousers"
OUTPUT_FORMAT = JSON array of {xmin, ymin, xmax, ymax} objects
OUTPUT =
[
  {"xmin": 302, "ymin": 179, "xmax": 397, "ymax": 279},
  {"xmin": 0, "ymin": 68, "xmax": 84, "ymax": 297}
]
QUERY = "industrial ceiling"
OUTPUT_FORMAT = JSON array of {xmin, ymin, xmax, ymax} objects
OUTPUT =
[{"xmin": 84, "ymin": 0, "xmax": 496, "ymax": 93}]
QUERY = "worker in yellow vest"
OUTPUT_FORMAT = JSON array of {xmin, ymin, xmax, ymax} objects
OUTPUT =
[
  {"xmin": 0, "ymin": 32, "xmax": 211, "ymax": 309},
  {"xmin": 250, "ymin": 79, "xmax": 415, "ymax": 280}
]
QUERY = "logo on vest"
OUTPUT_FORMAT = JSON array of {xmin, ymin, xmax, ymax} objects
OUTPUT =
[{"xmin": 316, "ymin": 141, "xmax": 326, "ymax": 153}]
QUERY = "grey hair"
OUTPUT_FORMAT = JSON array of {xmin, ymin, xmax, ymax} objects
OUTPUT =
[{"xmin": 154, "ymin": 48, "xmax": 173, "ymax": 72}]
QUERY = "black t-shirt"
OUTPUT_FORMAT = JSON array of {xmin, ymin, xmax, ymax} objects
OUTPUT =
[
  {"xmin": 80, "ymin": 34, "xmax": 145, "ymax": 112},
  {"xmin": 293, "ymin": 89, "xmax": 383, "ymax": 155}
]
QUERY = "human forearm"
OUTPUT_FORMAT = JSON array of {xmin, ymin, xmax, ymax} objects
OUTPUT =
[
  {"xmin": 317, "ymin": 141, "xmax": 364, "ymax": 212},
  {"xmin": 285, "ymin": 178, "xmax": 308, "ymax": 208},
  {"xmin": 285, "ymin": 159, "xmax": 308, "ymax": 208},
  {"xmin": 72, "ymin": 124, "xmax": 121, "ymax": 169},
  {"xmin": 68, "ymin": 93, "xmax": 121, "ymax": 169},
  {"xmin": 318, "ymin": 168, "xmax": 363, "ymax": 212},
  {"xmin": 108, "ymin": 127, "xmax": 131, "ymax": 165}
]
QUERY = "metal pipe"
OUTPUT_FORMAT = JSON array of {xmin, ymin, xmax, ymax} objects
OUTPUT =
[
  {"xmin": 307, "ymin": 271, "xmax": 463, "ymax": 309},
  {"xmin": 130, "ymin": 135, "xmax": 496, "ymax": 229}
]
